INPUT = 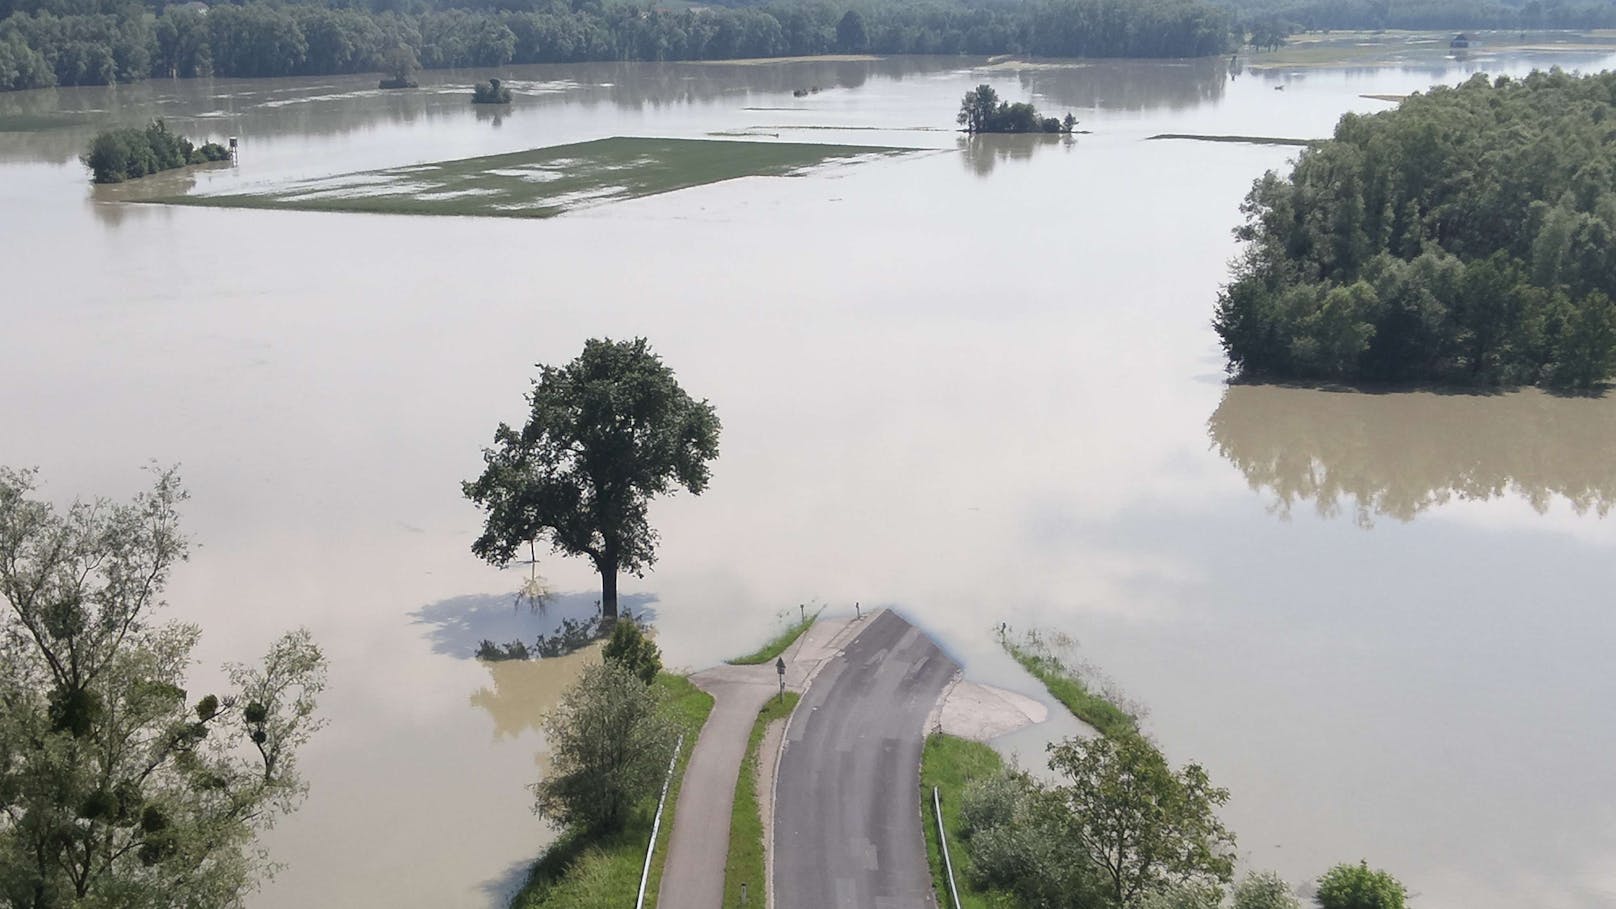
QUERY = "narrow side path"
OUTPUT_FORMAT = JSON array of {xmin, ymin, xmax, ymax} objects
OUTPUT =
[{"xmin": 657, "ymin": 614, "xmax": 865, "ymax": 909}]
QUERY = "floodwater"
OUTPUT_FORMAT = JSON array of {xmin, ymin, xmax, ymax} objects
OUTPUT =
[{"xmin": 3, "ymin": 47, "xmax": 1615, "ymax": 909}]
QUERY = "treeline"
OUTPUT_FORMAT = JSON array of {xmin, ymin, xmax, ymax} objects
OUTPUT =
[
  {"xmin": 1220, "ymin": 0, "xmax": 1616, "ymax": 32},
  {"xmin": 0, "ymin": 0, "xmax": 1231, "ymax": 91},
  {"xmin": 1214, "ymin": 69, "xmax": 1616, "ymax": 390}
]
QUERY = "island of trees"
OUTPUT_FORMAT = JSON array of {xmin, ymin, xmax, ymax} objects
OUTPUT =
[
  {"xmin": 1214, "ymin": 69, "xmax": 1616, "ymax": 391},
  {"xmin": 81, "ymin": 118, "xmax": 229, "ymax": 183},
  {"xmin": 958, "ymin": 83, "xmax": 1077, "ymax": 134},
  {"xmin": 0, "ymin": 0, "xmax": 1233, "ymax": 93},
  {"xmin": 472, "ymin": 76, "xmax": 511, "ymax": 103}
]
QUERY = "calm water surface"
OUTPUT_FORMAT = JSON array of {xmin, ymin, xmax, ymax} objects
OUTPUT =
[{"xmin": 3, "ymin": 49, "xmax": 1615, "ymax": 909}]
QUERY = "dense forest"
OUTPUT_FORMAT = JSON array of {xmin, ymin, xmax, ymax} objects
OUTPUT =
[
  {"xmin": 1218, "ymin": 0, "xmax": 1616, "ymax": 33},
  {"xmin": 1215, "ymin": 69, "xmax": 1616, "ymax": 390},
  {"xmin": 0, "ymin": 0, "xmax": 1231, "ymax": 91}
]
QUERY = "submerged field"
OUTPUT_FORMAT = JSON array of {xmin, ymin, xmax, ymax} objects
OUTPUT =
[
  {"xmin": 160, "ymin": 136, "xmax": 910, "ymax": 218},
  {"xmin": 1248, "ymin": 28, "xmax": 1616, "ymax": 68}
]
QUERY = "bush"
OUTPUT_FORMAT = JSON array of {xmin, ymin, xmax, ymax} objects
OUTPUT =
[
  {"xmin": 1140, "ymin": 884, "xmax": 1226, "ymax": 909},
  {"xmin": 80, "ymin": 119, "xmax": 228, "ymax": 183},
  {"xmin": 1315, "ymin": 862, "xmax": 1405, "ymax": 909},
  {"xmin": 533, "ymin": 661, "xmax": 677, "ymax": 834},
  {"xmin": 1235, "ymin": 871, "xmax": 1301, "ymax": 909},
  {"xmin": 602, "ymin": 620, "xmax": 661, "ymax": 685},
  {"xmin": 471, "ymin": 77, "xmax": 511, "ymax": 103}
]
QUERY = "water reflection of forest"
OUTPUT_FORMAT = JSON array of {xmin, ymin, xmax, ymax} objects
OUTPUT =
[
  {"xmin": 1208, "ymin": 384, "xmax": 1616, "ymax": 525},
  {"xmin": 0, "ymin": 57, "xmax": 937, "ymax": 164},
  {"xmin": 1010, "ymin": 57, "xmax": 1227, "ymax": 113}
]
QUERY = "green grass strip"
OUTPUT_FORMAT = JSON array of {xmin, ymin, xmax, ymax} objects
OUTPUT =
[
  {"xmin": 723, "ymin": 691, "xmax": 799, "ymax": 907},
  {"xmin": 728, "ymin": 608, "xmax": 821, "ymax": 665},
  {"xmin": 511, "ymin": 673, "xmax": 714, "ymax": 909},
  {"xmin": 161, "ymin": 136, "xmax": 911, "ymax": 219},
  {"xmin": 920, "ymin": 734, "xmax": 1018, "ymax": 909},
  {"xmin": 999, "ymin": 636, "xmax": 1137, "ymax": 739}
]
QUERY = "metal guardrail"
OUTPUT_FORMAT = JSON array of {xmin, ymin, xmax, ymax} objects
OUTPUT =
[
  {"xmin": 635, "ymin": 732, "xmax": 685, "ymax": 909},
  {"xmin": 933, "ymin": 786, "xmax": 962, "ymax": 909}
]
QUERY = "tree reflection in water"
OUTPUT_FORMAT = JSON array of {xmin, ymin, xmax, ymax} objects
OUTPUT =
[
  {"xmin": 1207, "ymin": 383, "xmax": 1616, "ymax": 526},
  {"xmin": 959, "ymin": 132, "xmax": 1074, "ymax": 176}
]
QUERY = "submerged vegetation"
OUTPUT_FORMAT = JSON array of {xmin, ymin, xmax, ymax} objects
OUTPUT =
[
  {"xmin": 473, "ymin": 77, "xmax": 512, "ymax": 104},
  {"xmin": 958, "ymin": 84, "xmax": 1077, "ymax": 134},
  {"xmin": 998, "ymin": 627, "xmax": 1139, "ymax": 738},
  {"xmin": 166, "ymin": 136, "xmax": 908, "ymax": 220},
  {"xmin": 81, "ymin": 118, "xmax": 228, "ymax": 183},
  {"xmin": 727, "ymin": 606, "xmax": 821, "ymax": 665},
  {"xmin": 0, "ymin": 0, "xmax": 1232, "ymax": 93},
  {"xmin": 1215, "ymin": 70, "xmax": 1616, "ymax": 390}
]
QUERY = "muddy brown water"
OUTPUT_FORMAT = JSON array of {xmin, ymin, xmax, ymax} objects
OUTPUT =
[{"xmin": 4, "ymin": 50, "xmax": 1616, "ymax": 909}]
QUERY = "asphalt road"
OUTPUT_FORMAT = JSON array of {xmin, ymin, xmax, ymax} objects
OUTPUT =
[{"xmin": 773, "ymin": 610, "xmax": 960, "ymax": 909}]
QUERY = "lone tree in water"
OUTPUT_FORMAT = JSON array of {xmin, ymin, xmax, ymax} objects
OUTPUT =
[{"xmin": 463, "ymin": 338, "xmax": 720, "ymax": 623}]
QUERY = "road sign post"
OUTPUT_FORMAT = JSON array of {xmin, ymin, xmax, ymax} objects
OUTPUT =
[{"xmin": 776, "ymin": 656, "xmax": 786, "ymax": 702}]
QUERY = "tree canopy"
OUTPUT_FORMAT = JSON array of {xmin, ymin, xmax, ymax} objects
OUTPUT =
[
  {"xmin": 1314, "ymin": 862, "xmax": 1406, "ymax": 909},
  {"xmin": 463, "ymin": 338, "xmax": 720, "ymax": 622},
  {"xmin": 959, "ymin": 732, "xmax": 1236, "ymax": 909},
  {"xmin": 81, "ymin": 119, "xmax": 229, "ymax": 183},
  {"xmin": 0, "ymin": 468, "xmax": 326, "ymax": 909},
  {"xmin": 958, "ymin": 83, "xmax": 1077, "ymax": 134},
  {"xmin": 532, "ymin": 660, "xmax": 677, "ymax": 834},
  {"xmin": 1215, "ymin": 70, "xmax": 1616, "ymax": 390},
  {"xmin": 0, "ymin": 0, "xmax": 1232, "ymax": 92}
]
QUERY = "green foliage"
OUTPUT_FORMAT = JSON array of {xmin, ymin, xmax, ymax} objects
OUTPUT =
[
  {"xmin": 1234, "ymin": 871, "xmax": 1302, "ymax": 909},
  {"xmin": 512, "ymin": 673, "xmax": 711, "ymax": 909},
  {"xmin": 958, "ymin": 767, "xmax": 1106, "ymax": 908},
  {"xmin": 0, "ymin": 468, "xmax": 326, "ymax": 908},
  {"xmin": 999, "ymin": 627, "xmax": 1137, "ymax": 739},
  {"xmin": 602, "ymin": 620, "xmax": 662, "ymax": 685},
  {"xmin": 919, "ymin": 735, "xmax": 1019, "ymax": 909},
  {"xmin": 1222, "ymin": 0, "xmax": 1616, "ymax": 31},
  {"xmin": 533, "ymin": 661, "xmax": 678, "ymax": 835},
  {"xmin": 81, "ymin": 118, "xmax": 227, "ymax": 184},
  {"xmin": 723, "ymin": 692, "xmax": 797, "ymax": 908},
  {"xmin": 1216, "ymin": 70, "xmax": 1616, "ymax": 389},
  {"xmin": 1138, "ymin": 883, "xmax": 1227, "ymax": 909},
  {"xmin": 1314, "ymin": 862, "xmax": 1406, "ymax": 909},
  {"xmin": 726, "ymin": 606, "xmax": 820, "ymax": 665},
  {"xmin": 471, "ymin": 76, "xmax": 511, "ymax": 104},
  {"xmin": 378, "ymin": 42, "xmax": 418, "ymax": 88},
  {"xmin": 1047, "ymin": 732, "xmax": 1237, "ymax": 907},
  {"xmin": 463, "ymin": 337, "xmax": 720, "ymax": 621},
  {"xmin": 1, "ymin": 0, "xmax": 1232, "ymax": 94},
  {"xmin": 957, "ymin": 83, "xmax": 1076, "ymax": 134}
]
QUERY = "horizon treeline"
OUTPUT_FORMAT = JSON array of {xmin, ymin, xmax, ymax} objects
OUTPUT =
[
  {"xmin": 1215, "ymin": 69, "xmax": 1616, "ymax": 391},
  {"xmin": 0, "ymin": 0, "xmax": 1231, "ymax": 91},
  {"xmin": 1217, "ymin": 0, "xmax": 1616, "ymax": 32}
]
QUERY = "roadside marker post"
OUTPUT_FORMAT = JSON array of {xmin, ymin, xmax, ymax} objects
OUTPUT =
[{"xmin": 776, "ymin": 656, "xmax": 786, "ymax": 703}]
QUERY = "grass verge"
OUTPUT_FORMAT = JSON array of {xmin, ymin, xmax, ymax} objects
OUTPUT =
[
  {"xmin": 723, "ymin": 691, "xmax": 799, "ymax": 906},
  {"xmin": 727, "ymin": 608, "xmax": 821, "ymax": 665},
  {"xmin": 510, "ymin": 673, "xmax": 713, "ymax": 909},
  {"xmin": 920, "ymin": 734, "xmax": 1017, "ymax": 909},
  {"xmin": 999, "ymin": 633, "xmax": 1136, "ymax": 739},
  {"xmin": 161, "ymin": 136, "xmax": 911, "ymax": 219}
]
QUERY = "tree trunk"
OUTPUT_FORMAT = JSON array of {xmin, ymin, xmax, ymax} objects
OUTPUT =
[{"xmin": 600, "ymin": 563, "xmax": 618, "ymax": 623}]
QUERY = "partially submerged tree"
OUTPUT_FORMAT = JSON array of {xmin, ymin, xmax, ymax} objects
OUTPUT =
[
  {"xmin": 463, "ymin": 337, "xmax": 721, "ymax": 622},
  {"xmin": 532, "ymin": 661, "xmax": 677, "ymax": 834},
  {"xmin": 0, "ymin": 467, "xmax": 326, "ymax": 908}
]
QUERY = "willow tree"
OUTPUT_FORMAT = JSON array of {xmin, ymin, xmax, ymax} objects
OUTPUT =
[
  {"xmin": 462, "ymin": 338, "xmax": 720, "ymax": 622},
  {"xmin": 0, "ymin": 468, "xmax": 326, "ymax": 909}
]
